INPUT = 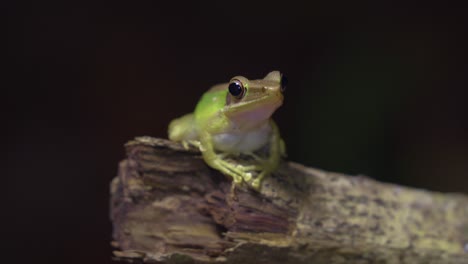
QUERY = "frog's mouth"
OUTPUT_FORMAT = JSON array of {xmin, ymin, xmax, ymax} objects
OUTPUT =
[{"xmin": 225, "ymin": 92, "xmax": 283, "ymax": 114}]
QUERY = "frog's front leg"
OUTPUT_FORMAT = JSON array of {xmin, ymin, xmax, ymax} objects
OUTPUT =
[
  {"xmin": 199, "ymin": 132, "xmax": 254, "ymax": 184},
  {"xmin": 251, "ymin": 120, "xmax": 283, "ymax": 189}
]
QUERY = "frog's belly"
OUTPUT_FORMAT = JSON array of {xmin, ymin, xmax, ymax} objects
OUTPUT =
[{"xmin": 212, "ymin": 125, "xmax": 271, "ymax": 153}]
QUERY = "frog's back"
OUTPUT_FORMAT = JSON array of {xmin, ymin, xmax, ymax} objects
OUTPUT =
[
  {"xmin": 168, "ymin": 84, "xmax": 228, "ymax": 142},
  {"xmin": 194, "ymin": 85, "xmax": 229, "ymax": 133}
]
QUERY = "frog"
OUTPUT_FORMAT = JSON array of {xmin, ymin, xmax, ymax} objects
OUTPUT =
[{"xmin": 168, "ymin": 71, "xmax": 287, "ymax": 190}]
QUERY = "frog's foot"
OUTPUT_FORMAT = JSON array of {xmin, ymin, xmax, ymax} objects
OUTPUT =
[
  {"xmin": 219, "ymin": 153, "xmax": 275, "ymax": 190},
  {"xmin": 214, "ymin": 159, "xmax": 258, "ymax": 184}
]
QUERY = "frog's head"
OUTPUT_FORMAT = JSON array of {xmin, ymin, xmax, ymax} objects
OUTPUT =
[{"xmin": 224, "ymin": 71, "xmax": 286, "ymax": 128}]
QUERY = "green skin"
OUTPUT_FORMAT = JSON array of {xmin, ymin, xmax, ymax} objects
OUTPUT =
[{"xmin": 168, "ymin": 71, "xmax": 286, "ymax": 189}]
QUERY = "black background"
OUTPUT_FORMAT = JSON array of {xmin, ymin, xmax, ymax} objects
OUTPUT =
[{"xmin": 5, "ymin": 2, "xmax": 468, "ymax": 263}]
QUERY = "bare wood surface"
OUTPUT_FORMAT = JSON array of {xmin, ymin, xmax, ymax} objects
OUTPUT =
[{"xmin": 110, "ymin": 136, "xmax": 468, "ymax": 264}]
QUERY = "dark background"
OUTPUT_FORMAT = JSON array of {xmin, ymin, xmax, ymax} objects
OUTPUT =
[{"xmin": 5, "ymin": 2, "xmax": 468, "ymax": 264}]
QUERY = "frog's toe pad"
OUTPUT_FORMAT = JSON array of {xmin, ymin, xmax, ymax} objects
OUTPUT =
[
  {"xmin": 242, "ymin": 172, "xmax": 253, "ymax": 182},
  {"xmin": 251, "ymin": 179, "xmax": 261, "ymax": 189}
]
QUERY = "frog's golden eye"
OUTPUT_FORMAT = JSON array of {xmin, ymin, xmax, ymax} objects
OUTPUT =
[
  {"xmin": 228, "ymin": 79, "xmax": 245, "ymax": 99},
  {"xmin": 280, "ymin": 74, "xmax": 288, "ymax": 92}
]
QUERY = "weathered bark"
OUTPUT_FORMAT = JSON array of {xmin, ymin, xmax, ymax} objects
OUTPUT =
[{"xmin": 110, "ymin": 136, "xmax": 468, "ymax": 264}]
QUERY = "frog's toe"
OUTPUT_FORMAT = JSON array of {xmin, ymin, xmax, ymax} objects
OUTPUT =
[
  {"xmin": 238, "ymin": 164, "xmax": 262, "ymax": 171},
  {"xmin": 251, "ymin": 170, "xmax": 270, "ymax": 190},
  {"xmin": 242, "ymin": 172, "xmax": 253, "ymax": 182},
  {"xmin": 251, "ymin": 178, "xmax": 262, "ymax": 190},
  {"xmin": 232, "ymin": 175, "xmax": 243, "ymax": 184},
  {"xmin": 181, "ymin": 141, "xmax": 190, "ymax": 150}
]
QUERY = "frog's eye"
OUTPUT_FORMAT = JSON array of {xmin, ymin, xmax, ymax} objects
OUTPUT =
[
  {"xmin": 228, "ymin": 79, "xmax": 245, "ymax": 99},
  {"xmin": 280, "ymin": 74, "xmax": 288, "ymax": 92}
]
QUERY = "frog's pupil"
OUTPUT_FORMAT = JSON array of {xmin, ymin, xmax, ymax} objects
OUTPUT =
[
  {"xmin": 228, "ymin": 81, "xmax": 243, "ymax": 97},
  {"xmin": 280, "ymin": 75, "xmax": 288, "ymax": 92}
]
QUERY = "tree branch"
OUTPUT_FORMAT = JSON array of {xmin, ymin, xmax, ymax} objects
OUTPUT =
[{"xmin": 110, "ymin": 136, "xmax": 468, "ymax": 264}]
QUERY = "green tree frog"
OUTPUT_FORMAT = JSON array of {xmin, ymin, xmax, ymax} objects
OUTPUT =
[{"xmin": 168, "ymin": 71, "xmax": 287, "ymax": 189}]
